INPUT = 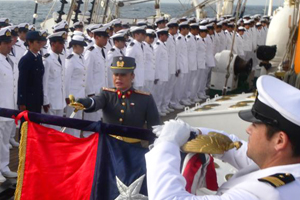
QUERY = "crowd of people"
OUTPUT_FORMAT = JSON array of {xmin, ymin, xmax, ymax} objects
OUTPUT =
[{"xmin": 0, "ymin": 13, "xmax": 270, "ymax": 182}]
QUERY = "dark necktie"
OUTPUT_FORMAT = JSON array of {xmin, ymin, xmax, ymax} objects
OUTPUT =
[
  {"xmin": 150, "ymin": 44, "xmax": 153, "ymax": 50},
  {"xmin": 141, "ymin": 44, "xmax": 144, "ymax": 51},
  {"xmin": 11, "ymin": 48, "xmax": 15, "ymax": 56},
  {"xmin": 101, "ymin": 48, "xmax": 106, "ymax": 59},
  {"xmin": 173, "ymin": 36, "xmax": 175, "ymax": 41},
  {"xmin": 202, "ymin": 38, "xmax": 205, "ymax": 42},
  {"xmin": 120, "ymin": 50, "xmax": 124, "ymax": 56},
  {"xmin": 6, "ymin": 57, "xmax": 13, "ymax": 69},
  {"xmin": 58, "ymin": 55, "xmax": 62, "ymax": 65}
]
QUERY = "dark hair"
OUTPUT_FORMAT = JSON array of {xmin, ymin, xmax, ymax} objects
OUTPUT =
[
  {"xmin": 266, "ymin": 124, "xmax": 300, "ymax": 157},
  {"xmin": 157, "ymin": 32, "xmax": 168, "ymax": 38}
]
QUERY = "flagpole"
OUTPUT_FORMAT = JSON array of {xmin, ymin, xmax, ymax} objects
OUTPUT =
[{"xmin": 0, "ymin": 107, "xmax": 156, "ymax": 141}]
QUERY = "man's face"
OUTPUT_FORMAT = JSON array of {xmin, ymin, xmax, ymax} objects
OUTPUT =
[
  {"xmin": 115, "ymin": 40, "xmax": 125, "ymax": 49},
  {"xmin": 238, "ymin": 30, "xmax": 244, "ymax": 36},
  {"xmin": 113, "ymin": 25, "xmax": 122, "ymax": 33},
  {"xmin": 246, "ymin": 123, "xmax": 275, "ymax": 166},
  {"xmin": 0, "ymin": 40, "xmax": 12, "ymax": 55},
  {"xmin": 51, "ymin": 40, "xmax": 65, "ymax": 54},
  {"xmin": 95, "ymin": 35, "xmax": 108, "ymax": 47},
  {"xmin": 113, "ymin": 72, "xmax": 134, "ymax": 90},
  {"xmin": 11, "ymin": 36, "xmax": 18, "ymax": 45},
  {"xmin": 199, "ymin": 31, "xmax": 207, "ymax": 38},
  {"xmin": 157, "ymin": 22, "xmax": 166, "ymax": 29},
  {"xmin": 159, "ymin": 33, "xmax": 168, "ymax": 42},
  {"xmin": 134, "ymin": 32, "xmax": 146, "ymax": 42}
]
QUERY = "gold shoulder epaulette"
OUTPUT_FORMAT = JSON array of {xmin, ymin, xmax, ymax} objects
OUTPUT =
[
  {"xmin": 102, "ymin": 87, "xmax": 116, "ymax": 92},
  {"xmin": 134, "ymin": 90, "xmax": 150, "ymax": 96},
  {"xmin": 258, "ymin": 173, "xmax": 295, "ymax": 188}
]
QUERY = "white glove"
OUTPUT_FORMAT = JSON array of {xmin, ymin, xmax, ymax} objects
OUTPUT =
[{"xmin": 154, "ymin": 119, "xmax": 191, "ymax": 147}]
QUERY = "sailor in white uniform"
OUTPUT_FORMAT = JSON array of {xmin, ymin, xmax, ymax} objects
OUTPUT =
[
  {"xmin": 14, "ymin": 23, "xmax": 29, "ymax": 61},
  {"xmin": 173, "ymin": 21, "xmax": 190, "ymax": 107},
  {"xmin": 196, "ymin": 26, "xmax": 208, "ymax": 100},
  {"xmin": 107, "ymin": 31, "xmax": 127, "ymax": 88},
  {"xmin": 64, "ymin": 35, "xmax": 88, "ymax": 137},
  {"xmin": 0, "ymin": 18, "xmax": 9, "ymax": 29},
  {"xmin": 236, "ymin": 26, "xmax": 246, "ymax": 57},
  {"xmin": 39, "ymin": 30, "xmax": 49, "ymax": 56},
  {"xmin": 84, "ymin": 25, "xmax": 109, "ymax": 136},
  {"xmin": 186, "ymin": 23, "xmax": 199, "ymax": 103},
  {"xmin": 153, "ymin": 28, "xmax": 169, "ymax": 116},
  {"xmin": 125, "ymin": 26, "xmax": 146, "ymax": 90},
  {"xmin": 146, "ymin": 75, "xmax": 300, "ymax": 200},
  {"xmin": 0, "ymin": 28, "xmax": 18, "ymax": 182},
  {"xmin": 143, "ymin": 29, "xmax": 156, "ymax": 95},
  {"xmin": 166, "ymin": 19, "xmax": 181, "ymax": 110},
  {"xmin": 42, "ymin": 31, "xmax": 68, "ymax": 130}
]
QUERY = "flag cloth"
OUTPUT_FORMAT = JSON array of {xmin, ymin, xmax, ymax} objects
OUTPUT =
[
  {"xmin": 182, "ymin": 153, "xmax": 218, "ymax": 194},
  {"xmin": 15, "ymin": 112, "xmax": 148, "ymax": 200}
]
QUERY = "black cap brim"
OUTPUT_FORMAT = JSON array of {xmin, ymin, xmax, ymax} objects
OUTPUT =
[{"xmin": 238, "ymin": 109, "xmax": 261, "ymax": 123}]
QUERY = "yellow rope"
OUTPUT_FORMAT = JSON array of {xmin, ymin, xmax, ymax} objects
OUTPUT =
[{"xmin": 14, "ymin": 122, "xmax": 28, "ymax": 200}]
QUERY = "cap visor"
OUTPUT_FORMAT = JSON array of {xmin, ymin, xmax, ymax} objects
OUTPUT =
[
  {"xmin": 110, "ymin": 68, "xmax": 133, "ymax": 74},
  {"xmin": 238, "ymin": 109, "xmax": 261, "ymax": 123}
]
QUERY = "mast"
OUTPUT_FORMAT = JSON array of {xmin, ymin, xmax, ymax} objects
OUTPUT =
[
  {"xmin": 154, "ymin": 0, "xmax": 161, "ymax": 17},
  {"xmin": 267, "ymin": 0, "xmax": 273, "ymax": 16}
]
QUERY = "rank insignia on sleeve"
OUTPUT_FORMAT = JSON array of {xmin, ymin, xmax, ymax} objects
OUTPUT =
[{"xmin": 258, "ymin": 173, "xmax": 295, "ymax": 188}]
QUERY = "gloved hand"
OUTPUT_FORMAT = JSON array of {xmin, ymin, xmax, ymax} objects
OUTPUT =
[
  {"xmin": 153, "ymin": 119, "xmax": 192, "ymax": 147},
  {"xmin": 77, "ymin": 97, "xmax": 93, "ymax": 109}
]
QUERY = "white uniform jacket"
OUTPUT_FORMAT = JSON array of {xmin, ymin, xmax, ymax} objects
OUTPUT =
[
  {"xmin": 0, "ymin": 54, "xmax": 18, "ymax": 121},
  {"xmin": 153, "ymin": 39, "xmax": 168, "ymax": 82},
  {"xmin": 107, "ymin": 46, "xmax": 125, "ymax": 87},
  {"xmin": 143, "ymin": 42, "xmax": 155, "ymax": 81},
  {"xmin": 236, "ymin": 34, "xmax": 245, "ymax": 57},
  {"xmin": 85, "ymin": 44, "xmax": 107, "ymax": 95},
  {"xmin": 146, "ymin": 129, "xmax": 300, "ymax": 200},
  {"xmin": 14, "ymin": 39, "xmax": 27, "ymax": 61},
  {"xmin": 43, "ymin": 50, "xmax": 66, "ymax": 110},
  {"xmin": 175, "ymin": 33, "xmax": 188, "ymax": 74},
  {"xmin": 125, "ymin": 39, "xmax": 145, "ymax": 87},
  {"xmin": 205, "ymin": 35, "xmax": 216, "ymax": 67},
  {"xmin": 65, "ymin": 53, "xmax": 87, "ymax": 99},
  {"xmin": 186, "ymin": 33, "xmax": 198, "ymax": 71},
  {"xmin": 196, "ymin": 36, "xmax": 207, "ymax": 69},
  {"xmin": 166, "ymin": 34, "xmax": 177, "ymax": 75}
]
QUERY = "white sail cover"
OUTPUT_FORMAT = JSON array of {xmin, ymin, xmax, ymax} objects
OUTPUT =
[{"xmin": 36, "ymin": 0, "xmax": 54, "ymax": 4}]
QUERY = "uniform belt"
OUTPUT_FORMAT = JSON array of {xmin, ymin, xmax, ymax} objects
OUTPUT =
[{"xmin": 109, "ymin": 134, "xmax": 141, "ymax": 143}]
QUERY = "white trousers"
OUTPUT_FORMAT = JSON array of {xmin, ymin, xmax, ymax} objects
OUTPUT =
[
  {"xmin": 171, "ymin": 73, "xmax": 184, "ymax": 106},
  {"xmin": 186, "ymin": 70, "xmax": 198, "ymax": 100},
  {"xmin": 197, "ymin": 68, "xmax": 208, "ymax": 98},
  {"xmin": 152, "ymin": 81, "xmax": 165, "ymax": 112},
  {"xmin": 0, "ymin": 120, "xmax": 14, "ymax": 173},
  {"xmin": 162, "ymin": 74, "xmax": 176, "ymax": 108}
]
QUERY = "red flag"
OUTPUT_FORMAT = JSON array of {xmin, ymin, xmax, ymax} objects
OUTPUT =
[{"xmin": 15, "ymin": 112, "xmax": 98, "ymax": 200}]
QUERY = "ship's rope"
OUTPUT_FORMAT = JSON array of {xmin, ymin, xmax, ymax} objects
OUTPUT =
[{"xmin": 44, "ymin": 0, "xmax": 57, "ymax": 22}]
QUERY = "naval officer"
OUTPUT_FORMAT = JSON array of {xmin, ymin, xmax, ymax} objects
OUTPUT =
[
  {"xmin": 42, "ymin": 31, "xmax": 68, "ymax": 130},
  {"xmin": 0, "ymin": 28, "xmax": 18, "ymax": 182},
  {"xmin": 17, "ymin": 31, "xmax": 44, "ymax": 113},
  {"xmin": 146, "ymin": 75, "xmax": 300, "ymax": 200},
  {"xmin": 64, "ymin": 35, "xmax": 88, "ymax": 137},
  {"xmin": 77, "ymin": 56, "xmax": 160, "ymax": 143}
]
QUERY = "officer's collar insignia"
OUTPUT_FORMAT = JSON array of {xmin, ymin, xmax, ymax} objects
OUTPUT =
[
  {"xmin": 5, "ymin": 31, "xmax": 11, "ymax": 37},
  {"xmin": 258, "ymin": 173, "xmax": 295, "ymax": 188},
  {"xmin": 117, "ymin": 60, "xmax": 125, "ymax": 68},
  {"xmin": 116, "ymin": 89, "xmax": 133, "ymax": 99}
]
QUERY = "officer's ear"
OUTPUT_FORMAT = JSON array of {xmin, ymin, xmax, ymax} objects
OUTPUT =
[{"xmin": 130, "ymin": 72, "xmax": 135, "ymax": 81}]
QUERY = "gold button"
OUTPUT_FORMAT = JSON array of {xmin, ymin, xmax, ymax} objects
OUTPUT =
[
  {"xmin": 122, "ymin": 102, "xmax": 126, "ymax": 106},
  {"xmin": 122, "ymin": 95, "xmax": 126, "ymax": 99},
  {"xmin": 121, "ymin": 110, "xmax": 124, "ymax": 113},
  {"xmin": 119, "ymin": 118, "xmax": 123, "ymax": 122}
]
